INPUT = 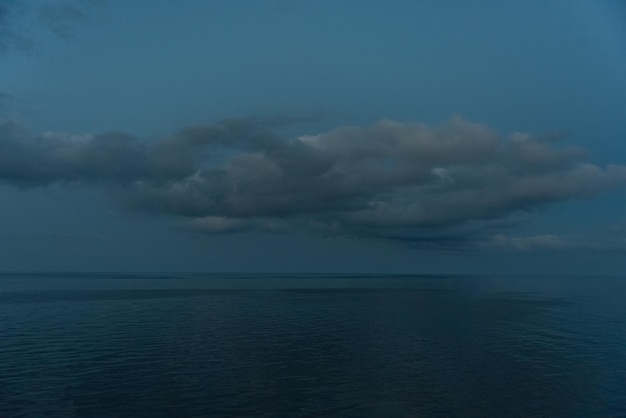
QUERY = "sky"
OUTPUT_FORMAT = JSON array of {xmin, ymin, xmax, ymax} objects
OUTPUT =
[{"xmin": 1, "ymin": 0, "xmax": 626, "ymax": 274}]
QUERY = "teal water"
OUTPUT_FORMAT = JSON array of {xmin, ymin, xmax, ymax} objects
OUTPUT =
[{"xmin": 1, "ymin": 273, "xmax": 625, "ymax": 417}]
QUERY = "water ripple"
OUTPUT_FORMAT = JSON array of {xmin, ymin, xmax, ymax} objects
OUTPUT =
[{"xmin": 1, "ymin": 276, "xmax": 625, "ymax": 417}]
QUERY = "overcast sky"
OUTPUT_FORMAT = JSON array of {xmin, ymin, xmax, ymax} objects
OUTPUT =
[{"xmin": 1, "ymin": 0, "xmax": 626, "ymax": 274}]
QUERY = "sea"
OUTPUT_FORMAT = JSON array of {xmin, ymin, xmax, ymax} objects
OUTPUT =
[{"xmin": 0, "ymin": 273, "xmax": 625, "ymax": 417}]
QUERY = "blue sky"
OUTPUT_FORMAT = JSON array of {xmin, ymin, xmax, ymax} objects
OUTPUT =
[{"xmin": 1, "ymin": 0, "xmax": 625, "ymax": 274}]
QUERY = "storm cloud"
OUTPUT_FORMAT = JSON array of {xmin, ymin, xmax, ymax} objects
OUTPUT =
[{"xmin": 1, "ymin": 116, "xmax": 625, "ymax": 249}]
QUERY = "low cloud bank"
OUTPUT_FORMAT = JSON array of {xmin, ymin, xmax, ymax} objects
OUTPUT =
[
  {"xmin": 490, "ymin": 232, "xmax": 626, "ymax": 252},
  {"xmin": 2, "ymin": 116, "xmax": 625, "ymax": 250}
]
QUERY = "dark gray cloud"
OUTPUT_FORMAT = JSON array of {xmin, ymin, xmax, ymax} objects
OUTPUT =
[{"xmin": 1, "ymin": 116, "xmax": 625, "ymax": 249}]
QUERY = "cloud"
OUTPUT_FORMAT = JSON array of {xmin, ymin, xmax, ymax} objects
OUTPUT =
[
  {"xmin": 0, "ymin": 92, "xmax": 15, "ymax": 112},
  {"xmin": 489, "ymin": 233, "xmax": 626, "ymax": 253},
  {"xmin": 0, "ymin": 0, "xmax": 99, "ymax": 53},
  {"xmin": 0, "ymin": 92, "xmax": 36, "ymax": 120},
  {"xmin": 37, "ymin": 0, "xmax": 93, "ymax": 41},
  {"xmin": 490, "ymin": 234, "xmax": 573, "ymax": 251},
  {"xmin": 0, "ymin": 0, "xmax": 34, "ymax": 52},
  {"xmin": 2, "ymin": 116, "xmax": 626, "ymax": 249}
]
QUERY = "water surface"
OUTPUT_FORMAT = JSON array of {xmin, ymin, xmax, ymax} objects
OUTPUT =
[{"xmin": 1, "ymin": 273, "xmax": 625, "ymax": 417}]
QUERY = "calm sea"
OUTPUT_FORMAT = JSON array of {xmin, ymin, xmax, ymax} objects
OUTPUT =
[{"xmin": 1, "ymin": 273, "xmax": 625, "ymax": 417}]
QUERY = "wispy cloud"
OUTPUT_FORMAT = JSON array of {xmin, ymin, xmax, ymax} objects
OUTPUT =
[
  {"xmin": 2, "ymin": 116, "xmax": 626, "ymax": 249},
  {"xmin": 0, "ymin": 92, "xmax": 15, "ymax": 112},
  {"xmin": 0, "ymin": 0, "xmax": 33, "ymax": 52},
  {"xmin": 489, "ymin": 233, "xmax": 626, "ymax": 253},
  {"xmin": 0, "ymin": 92, "xmax": 35, "ymax": 121},
  {"xmin": 0, "ymin": 0, "xmax": 99, "ymax": 53},
  {"xmin": 37, "ymin": 0, "xmax": 93, "ymax": 41},
  {"xmin": 490, "ymin": 234, "xmax": 573, "ymax": 251}
]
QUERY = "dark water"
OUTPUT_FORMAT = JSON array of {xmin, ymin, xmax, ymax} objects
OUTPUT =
[{"xmin": 1, "ymin": 274, "xmax": 625, "ymax": 417}]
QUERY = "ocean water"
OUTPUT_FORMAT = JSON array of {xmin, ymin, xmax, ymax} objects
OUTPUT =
[{"xmin": 1, "ymin": 273, "xmax": 625, "ymax": 417}]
